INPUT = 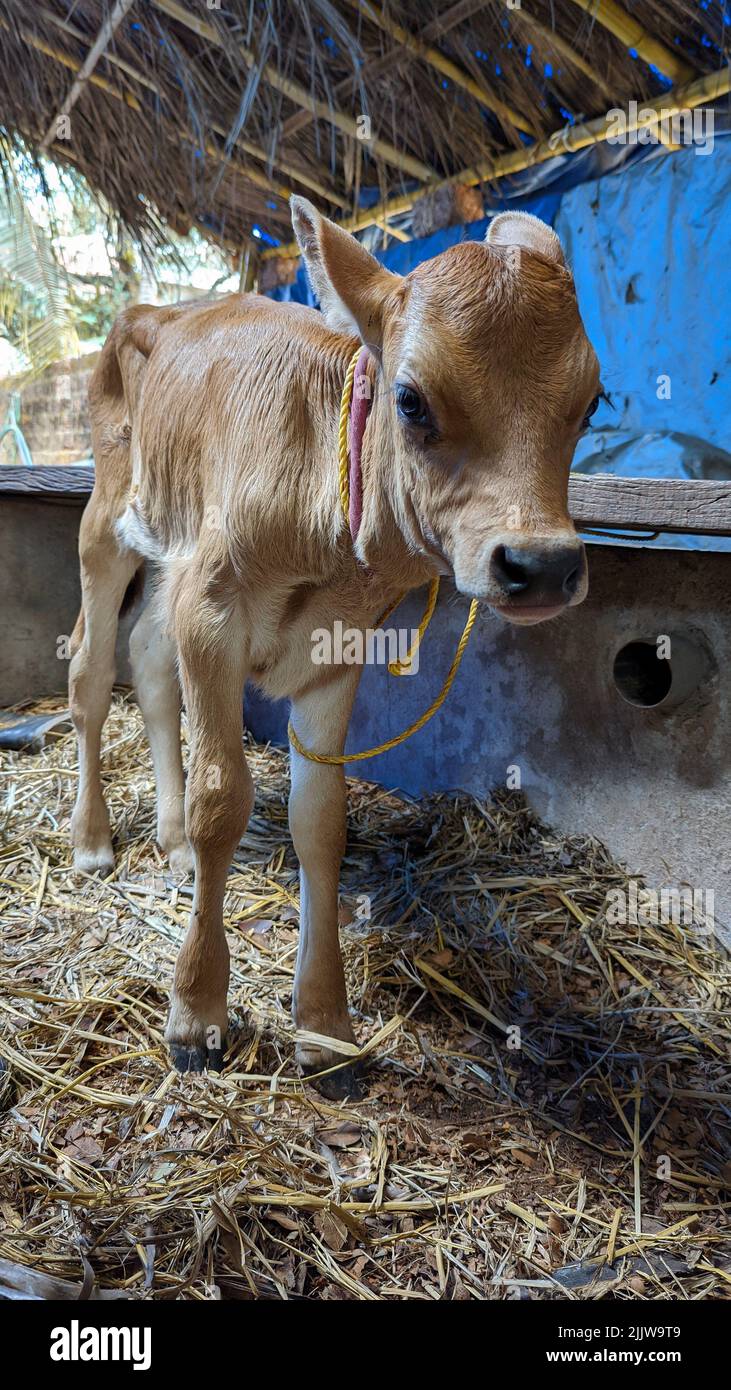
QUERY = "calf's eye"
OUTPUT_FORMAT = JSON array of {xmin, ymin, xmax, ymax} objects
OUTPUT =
[
  {"xmin": 395, "ymin": 383, "xmax": 430, "ymax": 428},
  {"xmin": 581, "ymin": 395, "xmax": 600, "ymax": 431}
]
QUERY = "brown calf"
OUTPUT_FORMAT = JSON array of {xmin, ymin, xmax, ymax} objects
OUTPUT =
[{"xmin": 69, "ymin": 200, "xmax": 599, "ymax": 1094}]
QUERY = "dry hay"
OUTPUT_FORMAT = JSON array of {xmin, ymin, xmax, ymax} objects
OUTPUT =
[{"xmin": 0, "ymin": 693, "xmax": 729, "ymax": 1302}]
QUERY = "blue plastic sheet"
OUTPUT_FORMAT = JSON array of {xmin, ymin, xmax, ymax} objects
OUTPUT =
[{"xmin": 556, "ymin": 140, "xmax": 731, "ymax": 454}]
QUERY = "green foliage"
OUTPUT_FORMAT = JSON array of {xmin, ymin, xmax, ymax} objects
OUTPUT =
[{"xmin": 0, "ymin": 177, "xmax": 78, "ymax": 378}]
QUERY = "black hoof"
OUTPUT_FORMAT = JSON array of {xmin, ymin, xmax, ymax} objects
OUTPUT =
[
  {"xmin": 305, "ymin": 1062, "xmax": 364, "ymax": 1101},
  {"xmin": 169, "ymin": 1041, "xmax": 226, "ymax": 1074}
]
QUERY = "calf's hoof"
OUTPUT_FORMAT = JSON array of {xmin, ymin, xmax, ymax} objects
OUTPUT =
[
  {"xmin": 169, "ymin": 1039, "xmax": 226, "ymax": 1074},
  {"xmin": 72, "ymin": 844, "xmax": 115, "ymax": 876},
  {"xmin": 303, "ymin": 1061, "xmax": 364, "ymax": 1101},
  {"xmin": 166, "ymin": 998, "xmax": 228, "ymax": 1075},
  {"xmin": 165, "ymin": 840, "xmax": 195, "ymax": 876}
]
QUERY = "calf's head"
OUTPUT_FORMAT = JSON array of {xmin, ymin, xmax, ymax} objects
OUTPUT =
[{"xmin": 292, "ymin": 197, "xmax": 600, "ymax": 624}]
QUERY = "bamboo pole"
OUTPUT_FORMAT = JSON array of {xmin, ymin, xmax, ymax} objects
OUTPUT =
[
  {"xmin": 568, "ymin": 0, "xmax": 695, "ymax": 84},
  {"xmin": 207, "ymin": 122, "xmax": 349, "ymax": 210},
  {"xmin": 262, "ymin": 64, "xmax": 731, "ymax": 257},
  {"xmin": 41, "ymin": 5, "xmax": 158, "ymax": 92},
  {"xmin": 238, "ymin": 239, "xmax": 260, "ymax": 293},
  {"xmin": 152, "ymin": 0, "xmax": 435, "ymax": 183},
  {"xmin": 374, "ymin": 218, "xmax": 410, "ymax": 243},
  {"xmin": 341, "ymin": 0, "xmax": 533, "ymax": 137},
  {"xmin": 425, "ymin": 0, "xmax": 492, "ymax": 38},
  {"xmin": 40, "ymin": 0, "xmax": 137, "ymax": 151}
]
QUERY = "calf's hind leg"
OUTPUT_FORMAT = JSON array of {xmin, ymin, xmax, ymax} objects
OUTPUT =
[
  {"xmin": 128, "ymin": 588, "xmax": 192, "ymax": 874},
  {"xmin": 165, "ymin": 570, "xmax": 252, "ymax": 1071},
  {"xmin": 69, "ymin": 508, "xmax": 139, "ymax": 873},
  {"xmin": 289, "ymin": 669, "xmax": 361, "ymax": 1098}
]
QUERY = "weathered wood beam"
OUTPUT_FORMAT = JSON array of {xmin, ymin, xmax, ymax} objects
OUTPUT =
[
  {"xmin": 342, "ymin": 0, "xmax": 533, "ymax": 136},
  {"xmin": 263, "ymin": 64, "xmax": 730, "ymax": 255},
  {"xmin": 40, "ymin": 0, "xmax": 137, "ymax": 151},
  {"xmin": 569, "ymin": 476, "xmax": 731, "ymax": 537},
  {"xmin": 152, "ymin": 0, "xmax": 435, "ymax": 182},
  {"xmin": 568, "ymin": 0, "xmax": 695, "ymax": 84},
  {"xmin": 3, "ymin": 465, "xmax": 729, "ymax": 538},
  {"xmin": 281, "ymin": 0, "xmax": 491, "ymax": 142},
  {"xmin": 0, "ymin": 465, "xmax": 96, "ymax": 499}
]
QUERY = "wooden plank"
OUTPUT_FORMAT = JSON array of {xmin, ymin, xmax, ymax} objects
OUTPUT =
[
  {"xmin": 0, "ymin": 465, "xmax": 95, "ymax": 499},
  {"xmin": 1, "ymin": 466, "xmax": 728, "ymax": 536},
  {"xmin": 569, "ymin": 475, "xmax": 731, "ymax": 537}
]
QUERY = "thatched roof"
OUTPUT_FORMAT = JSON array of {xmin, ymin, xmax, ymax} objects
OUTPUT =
[{"xmin": 0, "ymin": 0, "xmax": 728, "ymax": 258}]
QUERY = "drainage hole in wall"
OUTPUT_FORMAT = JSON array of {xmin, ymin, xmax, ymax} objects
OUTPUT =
[{"xmin": 613, "ymin": 641, "xmax": 673, "ymax": 707}]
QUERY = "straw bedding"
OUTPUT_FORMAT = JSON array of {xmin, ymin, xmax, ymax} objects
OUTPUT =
[{"xmin": 0, "ymin": 693, "xmax": 729, "ymax": 1301}]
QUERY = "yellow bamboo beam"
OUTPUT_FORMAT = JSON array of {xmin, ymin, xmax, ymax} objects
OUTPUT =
[
  {"xmin": 2, "ymin": 19, "xmax": 321, "ymax": 214},
  {"xmin": 209, "ymin": 128, "xmax": 349, "ymax": 211},
  {"xmin": 262, "ymin": 64, "xmax": 730, "ymax": 257},
  {"xmin": 42, "ymin": 4, "xmax": 157, "ymax": 91},
  {"xmin": 342, "ymin": 0, "xmax": 533, "ymax": 137},
  {"xmin": 152, "ymin": 0, "xmax": 435, "ymax": 183},
  {"xmin": 281, "ymin": 0, "xmax": 491, "ymax": 141},
  {"xmin": 374, "ymin": 218, "xmax": 410, "ymax": 243},
  {"xmin": 568, "ymin": 0, "xmax": 694, "ymax": 84}
]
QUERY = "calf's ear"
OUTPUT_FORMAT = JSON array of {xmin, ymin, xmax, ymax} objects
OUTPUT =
[
  {"xmin": 486, "ymin": 211, "xmax": 566, "ymax": 266},
  {"xmin": 291, "ymin": 196, "xmax": 401, "ymax": 349}
]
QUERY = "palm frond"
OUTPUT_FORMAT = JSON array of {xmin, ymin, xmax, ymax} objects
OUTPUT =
[{"xmin": 0, "ymin": 168, "xmax": 77, "ymax": 380}]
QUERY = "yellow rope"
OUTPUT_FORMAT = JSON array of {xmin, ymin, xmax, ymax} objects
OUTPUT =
[
  {"xmin": 289, "ymin": 598, "xmax": 479, "ymax": 765},
  {"xmin": 387, "ymin": 575, "xmax": 439, "ymax": 675},
  {"xmin": 289, "ymin": 346, "xmax": 479, "ymax": 765},
  {"xmin": 337, "ymin": 346, "xmax": 359, "ymax": 525}
]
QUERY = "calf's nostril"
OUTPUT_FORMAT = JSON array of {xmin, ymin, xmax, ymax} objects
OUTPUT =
[
  {"xmin": 492, "ymin": 544, "xmax": 531, "ymax": 594},
  {"xmin": 563, "ymin": 563, "xmax": 580, "ymax": 596},
  {"xmin": 491, "ymin": 542, "xmax": 584, "ymax": 603}
]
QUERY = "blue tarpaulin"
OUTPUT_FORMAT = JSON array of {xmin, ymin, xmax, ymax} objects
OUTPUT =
[{"xmin": 557, "ymin": 137, "xmax": 731, "ymax": 453}]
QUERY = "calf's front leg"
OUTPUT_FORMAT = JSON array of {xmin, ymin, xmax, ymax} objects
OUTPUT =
[
  {"xmin": 165, "ymin": 575, "xmax": 252, "ymax": 1072},
  {"xmin": 289, "ymin": 668, "xmax": 361, "ymax": 1098}
]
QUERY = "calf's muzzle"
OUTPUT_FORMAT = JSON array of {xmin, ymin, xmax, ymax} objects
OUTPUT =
[{"xmin": 487, "ymin": 538, "xmax": 587, "ymax": 622}]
